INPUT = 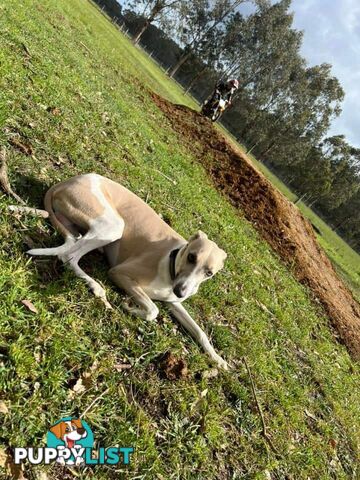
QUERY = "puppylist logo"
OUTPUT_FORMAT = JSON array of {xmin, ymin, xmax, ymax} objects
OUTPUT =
[{"xmin": 14, "ymin": 417, "xmax": 134, "ymax": 466}]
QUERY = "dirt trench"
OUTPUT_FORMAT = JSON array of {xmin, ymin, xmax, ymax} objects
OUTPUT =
[{"xmin": 151, "ymin": 92, "xmax": 360, "ymax": 360}]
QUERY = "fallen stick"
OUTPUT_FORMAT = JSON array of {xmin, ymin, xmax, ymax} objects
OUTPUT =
[
  {"xmin": 79, "ymin": 41, "xmax": 92, "ymax": 55},
  {"xmin": 8, "ymin": 205, "xmax": 49, "ymax": 218},
  {"xmin": 153, "ymin": 168, "xmax": 177, "ymax": 185},
  {"xmin": 21, "ymin": 42, "xmax": 31, "ymax": 57},
  {"xmin": 0, "ymin": 147, "xmax": 26, "ymax": 205},
  {"xmin": 242, "ymin": 356, "xmax": 280, "ymax": 456}
]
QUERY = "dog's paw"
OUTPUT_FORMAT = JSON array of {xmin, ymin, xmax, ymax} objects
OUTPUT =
[
  {"xmin": 100, "ymin": 296, "xmax": 113, "ymax": 310},
  {"xmin": 211, "ymin": 353, "xmax": 229, "ymax": 371},
  {"xmin": 123, "ymin": 302, "xmax": 158, "ymax": 321},
  {"xmin": 89, "ymin": 283, "xmax": 112, "ymax": 310}
]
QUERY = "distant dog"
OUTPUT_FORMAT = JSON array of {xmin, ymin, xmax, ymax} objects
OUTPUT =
[{"xmin": 28, "ymin": 173, "xmax": 228, "ymax": 369}]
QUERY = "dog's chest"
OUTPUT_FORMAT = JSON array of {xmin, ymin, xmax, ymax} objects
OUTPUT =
[
  {"xmin": 143, "ymin": 278, "xmax": 179, "ymax": 302},
  {"xmin": 141, "ymin": 252, "xmax": 183, "ymax": 302}
]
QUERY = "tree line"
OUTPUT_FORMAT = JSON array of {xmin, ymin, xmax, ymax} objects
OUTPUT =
[{"xmin": 94, "ymin": 0, "xmax": 360, "ymax": 253}]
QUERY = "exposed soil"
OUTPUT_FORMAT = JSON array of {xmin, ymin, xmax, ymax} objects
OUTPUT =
[
  {"xmin": 159, "ymin": 352, "xmax": 188, "ymax": 380},
  {"xmin": 151, "ymin": 92, "xmax": 360, "ymax": 360}
]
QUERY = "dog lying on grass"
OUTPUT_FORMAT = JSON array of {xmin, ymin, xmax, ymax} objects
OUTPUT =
[{"xmin": 27, "ymin": 173, "xmax": 228, "ymax": 369}]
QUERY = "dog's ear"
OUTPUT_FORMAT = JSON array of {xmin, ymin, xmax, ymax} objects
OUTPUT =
[
  {"xmin": 189, "ymin": 230, "xmax": 208, "ymax": 242},
  {"xmin": 220, "ymin": 249, "xmax": 227, "ymax": 261},
  {"xmin": 49, "ymin": 422, "xmax": 65, "ymax": 439},
  {"xmin": 218, "ymin": 248, "xmax": 227, "ymax": 268},
  {"xmin": 72, "ymin": 418, "xmax": 83, "ymax": 429}
]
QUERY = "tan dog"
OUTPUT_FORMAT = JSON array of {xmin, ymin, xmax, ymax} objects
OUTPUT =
[{"xmin": 28, "ymin": 173, "xmax": 228, "ymax": 369}]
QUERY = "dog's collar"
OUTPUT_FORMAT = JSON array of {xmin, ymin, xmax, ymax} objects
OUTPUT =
[{"xmin": 169, "ymin": 248, "xmax": 180, "ymax": 281}]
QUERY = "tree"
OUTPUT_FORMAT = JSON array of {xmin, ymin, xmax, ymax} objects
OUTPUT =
[
  {"xmin": 183, "ymin": 11, "xmax": 248, "ymax": 94},
  {"xmin": 168, "ymin": 0, "xmax": 248, "ymax": 78},
  {"xmin": 218, "ymin": 1, "xmax": 305, "ymax": 140},
  {"xmin": 332, "ymin": 189, "xmax": 360, "ymax": 249},
  {"xmin": 292, "ymin": 145, "xmax": 333, "ymax": 201},
  {"xmin": 93, "ymin": 0, "xmax": 123, "ymax": 23},
  {"xmin": 125, "ymin": 0, "xmax": 181, "ymax": 45},
  {"xmin": 318, "ymin": 136, "xmax": 360, "ymax": 210},
  {"xmin": 183, "ymin": 23, "xmax": 225, "ymax": 94},
  {"xmin": 254, "ymin": 64, "xmax": 343, "ymax": 164}
]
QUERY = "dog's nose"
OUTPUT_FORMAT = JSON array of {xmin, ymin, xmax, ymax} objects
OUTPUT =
[
  {"xmin": 173, "ymin": 284, "xmax": 186, "ymax": 298},
  {"xmin": 77, "ymin": 428, "xmax": 85, "ymax": 435}
]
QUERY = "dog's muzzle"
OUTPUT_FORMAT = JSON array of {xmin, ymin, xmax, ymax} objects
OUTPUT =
[{"xmin": 173, "ymin": 283, "xmax": 186, "ymax": 298}]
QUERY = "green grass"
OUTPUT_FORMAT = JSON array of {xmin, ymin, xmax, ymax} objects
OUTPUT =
[
  {"xmin": 0, "ymin": 0, "xmax": 359, "ymax": 479},
  {"xmin": 95, "ymin": 10, "xmax": 198, "ymax": 110}
]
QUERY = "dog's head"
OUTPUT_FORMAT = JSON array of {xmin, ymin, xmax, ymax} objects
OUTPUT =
[
  {"xmin": 173, "ymin": 231, "xmax": 227, "ymax": 299},
  {"xmin": 49, "ymin": 419, "xmax": 87, "ymax": 447}
]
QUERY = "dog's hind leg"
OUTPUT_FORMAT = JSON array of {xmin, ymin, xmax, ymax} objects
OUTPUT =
[
  {"xmin": 27, "ymin": 212, "xmax": 80, "ymax": 257},
  {"xmin": 29, "ymin": 211, "xmax": 124, "ymax": 308},
  {"xmin": 27, "ymin": 236, "xmax": 77, "ymax": 257},
  {"xmin": 63, "ymin": 237, "xmax": 115, "ymax": 309},
  {"xmin": 58, "ymin": 220, "xmax": 124, "ymax": 309}
]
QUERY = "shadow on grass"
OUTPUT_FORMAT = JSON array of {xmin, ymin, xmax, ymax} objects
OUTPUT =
[{"xmin": 12, "ymin": 174, "xmax": 50, "ymax": 207}]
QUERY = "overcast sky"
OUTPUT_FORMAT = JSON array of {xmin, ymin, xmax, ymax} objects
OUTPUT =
[{"xmin": 290, "ymin": 0, "xmax": 360, "ymax": 147}]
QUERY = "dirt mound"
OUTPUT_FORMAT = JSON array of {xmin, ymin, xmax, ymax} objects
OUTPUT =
[
  {"xmin": 151, "ymin": 92, "xmax": 360, "ymax": 360},
  {"xmin": 159, "ymin": 352, "xmax": 188, "ymax": 380}
]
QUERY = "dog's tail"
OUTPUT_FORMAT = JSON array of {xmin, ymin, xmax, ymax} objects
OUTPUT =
[{"xmin": 44, "ymin": 184, "xmax": 74, "ymax": 239}]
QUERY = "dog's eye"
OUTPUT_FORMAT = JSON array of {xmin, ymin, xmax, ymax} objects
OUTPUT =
[
  {"xmin": 65, "ymin": 427, "xmax": 70, "ymax": 432},
  {"xmin": 205, "ymin": 270, "xmax": 213, "ymax": 277},
  {"xmin": 187, "ymin": 253, "xmax": 196, "ymax": 264}
]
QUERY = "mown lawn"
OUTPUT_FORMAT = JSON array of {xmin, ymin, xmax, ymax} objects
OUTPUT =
[{"xmin": 0, "ymin": 1, "xmax": 359, "ymax": 479}]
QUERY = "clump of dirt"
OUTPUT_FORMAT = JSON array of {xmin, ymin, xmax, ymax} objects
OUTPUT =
[
  {"xmin": 151, "ymin": 92, "xmax": 360, "ymax": 360},
  {"xmin": 159, "ymin": 352, "xmax": 188, "ymax": 380}
]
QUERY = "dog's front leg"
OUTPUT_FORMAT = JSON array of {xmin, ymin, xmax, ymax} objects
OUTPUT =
[
  {"xmin": 168, "ymin": 303, "xmax": 228, "ymax": 370},
  {"xmin": 109, "ymin": 267, "xmax": 159, "ymax": 321}
]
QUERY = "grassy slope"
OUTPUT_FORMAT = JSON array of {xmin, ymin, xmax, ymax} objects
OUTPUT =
[{"xmin": 0, "ymin": 0, "xmax": 359, "ymax": 479}]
